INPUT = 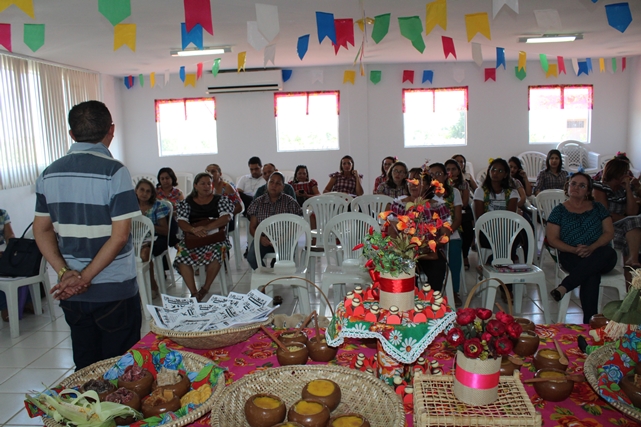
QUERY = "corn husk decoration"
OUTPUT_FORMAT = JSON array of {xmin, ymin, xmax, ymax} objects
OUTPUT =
[{"xmin": 601, "ymin": 268, "xmax": 641, "ymax": 340}]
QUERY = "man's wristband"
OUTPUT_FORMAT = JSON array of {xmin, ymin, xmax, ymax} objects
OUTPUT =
[{"xmin": 57, "ymin": 266, "xmax": 70, "ymax": 281}]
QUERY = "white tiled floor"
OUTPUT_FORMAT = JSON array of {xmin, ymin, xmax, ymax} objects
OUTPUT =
[{"xmin": 0, "ymin": 227, "xmax": 616, "ymax": 426}]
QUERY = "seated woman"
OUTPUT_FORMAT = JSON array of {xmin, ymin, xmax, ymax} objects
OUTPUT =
[
  {"xmin": 0, "ymin": 208, "xmax": 15, "ymax": 322},
  {"xmin": 376, "ymin": 161, "xmax": 410, "ymax": 198},
  {"xmin": 453, "ymin": 154, "xmax": 478, "ymax": 192},
  {"xmin": 206, "ymin": 163, "xmax": 243, "ymax": 232},
  {"xmin": 135, "ymin": 179, "xmax": 170, "ymax": 298},
  {"xmin": 373, "ymin": 156, "xmax": 396, "ymax": 194},
  {"xmin": 174, "ymin": 173, "xmax": 233, "ymax": 302},
  {"xmin": 534, "ymin": 149, "xmax": 568, "ymax": 195},
  {"xmin": 323, "ymin": 155, "xmax": 364, "ymax": 196},
  {"xmin": 288, "ymin": 164, "xmax": 320, "ymax": 206},
  {"xmin": 593, "ymin": 158, "xmax": 641, "ymax": 268},
  {"xmin": 509, "ymin": 156, "xmax": 534, "ymax": 228},
  {"xmin": 445, "ymin": 159, "xmax": 473, "ymax": 271},
  {"xmin": 156, "ymin": 167, "xmax": 184, "ymax": 208},
  {"xmin": 547, "ymin": 172, "xmax": 617, "ymax": 324}
]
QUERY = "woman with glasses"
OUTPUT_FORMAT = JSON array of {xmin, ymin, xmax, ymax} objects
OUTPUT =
[
  {"xmin": 547, "ymin": 172, "xmax": 617, "ymax": 323},
  {"xmin": 373, "ymin": 156, "xmax": 396, "ymax": 194},
  {"xmin": 376, "ymin": 161, "xmax": 410, "ymax": 198}
]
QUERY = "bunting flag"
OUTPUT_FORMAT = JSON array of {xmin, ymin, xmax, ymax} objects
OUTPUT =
[
  {"xmin": 138, "ymin": 74, "xmax": 144, "ymax": 87},
  {"xmin": 181, "ymin": 22, "xmax": 203, "ymax": 50},
  {"xmin": 311, "ymin": 69, "xmax": 323, "ymax": 84},
  {"xmin": 577, "ymin": 61, "xmax": 589, "ymax": 76},
  {"xmin": 114, "ymin": 23, "xmax": 136, "ymax": 51},
  {"xmin": 425, "ymin": 0, "xmax": 447, "ymax": 34},
  {"xmin": 398, "ymin": 16, "xmax": 425, "ymax": 53},
  {"xmin": 402, "ymin": 70, "xmax": 414, "ymax": 83},
  {"xmin": 212, "ymin": 58, "xmax": 220, "ymax": 76},
  {"xmin": 343, "ymin": 70, "xmax": 355, "ymax": 84},
  {"xmin": 599, "ymin": 58, "xmax": 605, "ymax": 72},
  {"xmin": 586, "ymin": 58, "xmax": 593, "ymax": 73},
  {"xmin": 370, "ymin": 70, "xmax": 381, "ymax": 84},
  {"xmin": 124, "ymin": 75, "xmax": 134, "ymax": 89},
  {"xmin": 371, "ymin": 13, "xmax": 390, "ymax": 44},
  {"xmin": 237, "ymin": 51, "xmax": 246, "ymax": 72},
  {"xmin": 623, "ymin": 57, "xmax": 627, "ymax": 71},
  {"xmin": 492, "ymin": 0, "xmax": 518, "ymax": 18},
  {"xmin": 23, "ymin": 23, "xmax": 44, "ymax": 52},
  {"xmin": 0, "ymin": 23, "xmax": 11, "ymax": 52},
  {"xmin": 184, "ymin": 73, "xmax": 196, "ymax": 87},
  {"xmin": 452, "ymin": 68, "xmax": 465, "ymax": 83},
  {"xmin": 484, "ymin": 68, "xmax": 496, "ymax": 82},
  {"xmin": 179, "ymin": 66, "xmax": 186, "ymax": 82},
  {"xmin": 316, "ymin": 12, "xmax": 336, "ymax": 44},
  {"xmin": 184, "ymin": 0, "xmax": 213, "ymax": 35},
  {"xmin": 422, "ymin": 70, "xmax": 434, "ymax": 84},
  {"xmin": 465, "ymin": 12, "xmax": 491, "ymax": 42},
  {"xmin": 297, "ymin": 34, "xmax": 309, "ymax": 60},
  {"xmin": 256, "ymin": 3, "xmax": 279, "ymax": 41},
  {"xmin": 333, "ymin": 18, "xmax": 354, "ymax": 53},
  {"xmin": 0, "ymin": 0, "xmax": 34, "ymax": 18},
  {"xmin": 496, "ymin": 47, "xmax": 505, "ymax": 69},
  {"xmin": 557, "ymin": 56, "xmax": 566, "ymax": 74},
  {"xmin": 539, "ymin": 54, "xmax": 549, "ymax": 72},
  {"xmin": 545, "ymin": 64, "xmax": 558, "ymax": 78},
  {"xmin": 282, "ymin": 69, "xmax": 292, "ymax": 82},
  {"xmin": 264, "ymin": 44, "xmax": 276, "ymax": 66},
  {"xmin": 518, "ymin": 51, "xmax": 526, "ymax": 71},
  {"xmin": 98, "ymin": 0, "xmax": 130, "ymax": 26},
  {"xmin": 247, "ymin": 21, "xmax": 269, "ymax": 51},
  {"xmin": 150, "ymin": 72, "xmax": 156, "ymax": 88},
  {"xmin": 514, "ymin": 66, "xmax": 526, "ymax": 81},
  {"xmin": 471, "ymin": 42, "xmax": 483, "ymax": 67},
  {"xmin": 164, "ymin": 70, "xmax": 170, "ymax": 86},
  {"xmin": 605, "ymin": 2, "xmax": 632, "ymax": 33},
  {"xmin": 442, "ymin": 36, "xmax": 456, "ymax": 59},
  {"xmin": 572, "ymin": 58, "xmax": 579, "ymax": 75},
  {"xmin": 612, "ymin": 58, "xmax": 617, "ymax": 73},
  {"xmin": 196, "ymin": 62, "xmax": 203, "ymax": 79}
]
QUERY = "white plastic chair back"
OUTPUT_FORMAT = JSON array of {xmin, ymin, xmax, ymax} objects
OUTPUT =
[
  {"xmin": 475, "ymin": 210, "xmax": 535, "ymax": 266},
  {"xmin": 175, "ymin": 172, "xmax": 194, "ymax": 197},
  {"xmin": 131, "ymin": 215, "xmax": 154, "ymax": 306},
  {"xmin": 302, "ymin": 195, "xmax": 349, "ymax": 239},
  {"xmin": 535, "ymin": 190, "xmax": 567, "ymax": 223},
  {"xmin": 323, "ymin": 192, "xmax": 354, "ymax": 204},
  {"xmin": 350, "ymin": 195, "xmax": 393, "ymax": 221},
  {"xmin": 557, "ymin": 140, "xmax": 600, "ymax": 173},
  {"xmin": 132, "ymin": 174, "xmax": 158, "ymax": 187},
  {"xmin": 476, "ymin": 170, "xmax": 487, "ymax": 187},
  {"xmin": 222, "ymin": 173, "xmax": 235, "ymax": 185},
  {"xmin": 322, "ymin": 212, "xmax": 380, "ymax": 265},
  {"xmin": 279, "ymin": 170, "xmax": 295, "ymax": 184},
  {"xmin": 518, "ymin": 151, "xmax": 547, "ymax": 183},
  {"xmin": 254, "ymin": 214, "xmax": 311, "ymax": 267},
  {"xmin": 231, "ymin": 197, "xmax": 246, "ymax": 270}
]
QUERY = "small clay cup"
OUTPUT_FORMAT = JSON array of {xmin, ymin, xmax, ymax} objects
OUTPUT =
[
  {"xmin": 244, "ymin": 393, "xmax": 287, "ymax": 427},
  {"xmin": 301, "ymin": 379, "xmax": 341, "ymax": 411},
  {"xmin": 533, "ymin": 348, "xmax": 568, "ymax": 372},
  {"xmin": 533, "ymin": 368, "xmax": 574, "ymax": 402},
  {"xmin": 515, "ymin": 317, "xmax": 536, "ymax": 332},
  {"xmin": 278, "ymin": 330, "xmax": 309, "ymax": 346},
  {"xmin": 513, "ymin": 330, "xmax": 540, "ymax": 357},
  {"xmin": 328, "ymin": 413, "xmax": 371, "ymax": 427},
  {"xmin": 287, "ymin": 399, "xmax": 330, "ymax": 427},
  {"xmin": 104, "ymin": 389, "xmax": 141, "ymax": 426},
  {"xmin": 589, "ymin": 314, "xmax": 609, "ymax": 330},
  {"xmin": 141, "ymin": 390, "xmax": 181, "ymax": 419},
  {"xmin": 277, "ymin": 342, "xmax": 309, "ymax": 366},
  {"xmin": 151, "ymin": 373, "xmax": 191, "ymax": 399},
  {"xmin": 117, "ymin": 368, "xmax": 154, "ymax": 397},
  {"xmin": 500, "ymin": 356, "xmax": 521, "ymax": 376},
  {"xmin": 620, "ymin": 373, "xmax": 641, "ymax": 409},
  {"xmin": 307, "ymin": 336, "xmax": 338, "ymax": 362},
  {"xmin": 80, "ymin": 379, "xmax": 116, "ymax": 402},
  {"xmin": 272, "ymin": 423, "xmax": 304, "ymax": 427}
]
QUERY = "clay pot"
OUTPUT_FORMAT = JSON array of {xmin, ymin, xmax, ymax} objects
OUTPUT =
[
  {"xmin": 244, "ymin": 393, "xmax": 287, "ymax": 427},
  {"xmin": 515, "ymin": 317, "xmax": 536, "ymax": 332},
  {"xmin": 117, "ymin": 369, "xmax": 154, "ymax": 397},
  {"xmin": 301, "ymin": 379, "xmax": 341, "ymax": 411},
  {"xmin": 141, "ymin": 390, "xmax": 181, "ymax": 419},
  {"xmin": 513, "ymin": 330, "xmax": 540, "ymax": 357},
  {"xmin": 533, "ymin": 348, "xmax": 568, "ymax": 372},
  {"xmin": 277, "ymin": 342, "xmax": 309, "ymax": 366},
  {"xmin": 500, "ymin": 356, "xmax": 521, "ymax": 376},
  {"xmin": 278, "ymin": 330, "xmax": 309, "ymax": 346},
  {"xmin": 287, "ymin": 399, "xmax": 330, "ymax": 427},
  {"xmin": 589, "ymin": 314, "xmax": 609, "ymax": 330},
  {"xmin": 105, "ymin": 389, "xmax": 141, "ymax": 426},
  {"xmin": 307, "ymin": 336, "xmax": 338, "ymax": 362},
  {"xmin": 151, "ymin": 373, "xmax": 191, "ymax": 399},
  {"xmin": 272, "ymin": 423, "xmax": 304, "ymax": 427},
  {"xmin": 620, "ymin": 373, "xmax": 641, "ymax": 409},
  {"xmin": 533, "ymin": 369, "xmax": 574, "ymax": 402},
  {"xmin": 328, "ymin": 413, "xmax": 371, "ymax": 427},
  {"xmin": 80, "ymin": 379, "xmax": 116, "ymax": 402}
]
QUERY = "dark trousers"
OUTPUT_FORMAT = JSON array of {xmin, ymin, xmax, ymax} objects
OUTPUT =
[
  {"xmin": 61, "ymin": 293, "xmax": 142, "ymax": 370},
  {"xmin": 416, "ymin": 251, "xmax": 448, "ymax": 293},
  {"xmin": 460, "ymin": 207, "xmax": 475, "ymax": 258},
  {"xmin": 239, "ymin": 192, "xmax": 254, "ymax": 218},
  {"xmin": 559, "ymin": 245, "xmax": 618, "ymax": 324},
  {"xmin": 247, "ymin": 240, "xmax": 275, "ymax": 270}
]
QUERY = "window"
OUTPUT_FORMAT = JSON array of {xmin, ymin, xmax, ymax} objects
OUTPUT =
[
  {"xmin": 528, "ymin": 85, "xmax": 593, "ymax": 144},
  {"xmin": 403, "ymin": 87, "xmax": 468, "ymax": 147},
  {"xmin": 155, "ymin": 98, "xmax": 217, "ymax": 156},
  {"xmin": 274, "ymin": 91, "xmax": 339, "ymax": 152}
]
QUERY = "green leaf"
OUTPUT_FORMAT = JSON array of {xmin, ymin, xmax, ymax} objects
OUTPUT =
[
  {"xmin": 193, "ymin": 364, "xmax": 213, "ymax": 382},
  {"xmin": 132, "ymin": 350, "xmax": 144, "ymax": 367},
  {"xmin": 583, "ymin": 403, "xmax": 603, "ymax": 416}
]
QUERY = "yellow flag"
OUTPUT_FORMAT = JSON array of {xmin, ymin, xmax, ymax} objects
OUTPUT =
[
  {"xmin": 237, "ymin": 51, "xmax": 246, "ymax": 72},
  {"xmin": 184, "ymin": 73, "xmax": 196, "ymax": 87},
  {"xmin": 0, "ymin": 0, "xmax": 34, "ymax": 18},
  {"xmin": 465, "ymin": 13, "xmax": 491, "ymax": 42},
  {"xmin": 343, "ymin": 70, "xmax": 356, "ymax": 84},
  {"xmin": 114, "ymin": 24, "xmax": 136, "ymax": 51},
  {"xmin": 150, "ymin": 72, "xmax": 155, "ymax": 88},
  {"xmin": 425, "ymin": 0, "xmax": 447, "ymax": 34},
  {"xmin": 599, "ymin": 58, "xmax": 605, "ymax": 73},
  {"xmin": 518, "ymin": 51, "xmax": 527, "ymax": 71},
  {"xmin": 546, "ymin": 64, "xmax": 558, "ymax": 78},
  {"xmin": 356, "ymin": 18, "xmax": 365, "ymax": 32}
]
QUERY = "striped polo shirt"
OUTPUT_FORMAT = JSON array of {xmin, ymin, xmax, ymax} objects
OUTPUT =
[{"xmin": 35, "ymin": 142, "xmax": 140, "ymax": 302}]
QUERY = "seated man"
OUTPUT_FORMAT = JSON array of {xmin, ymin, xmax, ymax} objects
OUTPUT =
[
  {"xmin": 246, "ymin": 172, "xmax": 302, "ymax": 269},
  {"xmin": 236, "ymin": 156, "xmax": 265, "ymax": 212},
  {"xmin": 253, "ymin": 163, "xmax": 296, "ymax": 200}
]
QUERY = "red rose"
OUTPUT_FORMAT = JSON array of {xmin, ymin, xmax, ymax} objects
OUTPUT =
[
  {"xmin": 446, "ymin": 327, "xmax": 465, "ymax": 347},
  {"xmin": 494, "ymin": 336, "xmax": 514, "ymax": 356},
  {"xmin": 476, "ymin": 308, "xmax": 492, "ymax": 321},
  {"xmin": 486, "ymin": 319, "xmax": 506, "ymax": 337},
  {"xmin": 463, "ymin": 338, "xmax": 483, "ymax": 358},
  {"xmin": 495, "ymin": 311, "xmax": 514, "ymax": 324},
  {"xmin": 506, "ymin": 322, "xmax": 523, "ymax": 339},
  {"xmin": 456, "ymin": 308, "xmax": 477, "ymax": 326},
  {"xmin": 481, "ymin": 332, "xmax": 493, "ymax": 343}
]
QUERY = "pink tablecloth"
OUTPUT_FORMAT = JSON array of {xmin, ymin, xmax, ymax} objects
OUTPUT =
[{"xmin": 134, "ymin": 323, "xmax": 641, "ymax": 427}]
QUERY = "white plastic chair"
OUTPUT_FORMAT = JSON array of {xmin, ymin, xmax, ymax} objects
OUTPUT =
[
  {"xmin": 229, "ymin": 198, "xmax": 246, "ymax": 271},
  {"xmin": 350, "ymin": 195, "xmax": 394, "ymax": 221},
  {"xmin": 0, "ymin": 229, "xmax": 56, "ymax": 338},
  {"xmin": 153, "ymin": 200, "xmax": 176, "ymax": 294},
  {"xmin": 175, "ymin": 172, "xmax": 194, "ymax": 197},
  {"xmin": 324, "ymin": 192, "xmax": 354, "ymax": 204},
  {"xmin": 132, "ymin": 174, "xmax": 158, "ymax": 188},
  {"xmin": 534, "ymin": 190, "xmax": 567, "ymax": 266},
  {"xmin": 319, "ymin": 213, "xmax": 380, "ymax": 315},
  {"xmin": 474, "ymin": 210, "xmax": 552, "ymax": 324},
  {"xmin": 196, "ymin": 249, "xmax": 231, "ymax": 297},
  {"xmin": 476, "ymin": 170, "xmax": 487, "ymax": 187},
  {"xmin": 250, "ymin": 214, "xmax": 312, "ymax": 314},
  {"xmin": 222, "ymin": 173, "xmax": 235, "ymax": 185},
  {"xmin": 518, "ymin": 151, "xmax": 547, "ymax": 184},
  {"xmin": 557, "ymin": 140, "xmax": 600, "ymax": 175},
  {"xmin": 279, "ymin": 170, "xmax": 295, "ymax": 184},
  {"xmin": 131, "ymin": 215, "xmax": 155, "ymax": 309}
]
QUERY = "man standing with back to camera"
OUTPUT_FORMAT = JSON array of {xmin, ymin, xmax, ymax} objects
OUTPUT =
[{"xmin": 33, "ymin": 100, "xmax": 142, "ymax": 370}]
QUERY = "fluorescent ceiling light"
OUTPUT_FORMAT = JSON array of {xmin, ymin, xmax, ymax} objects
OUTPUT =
[
  {"xmin": 519, "ymin": 34, "xmax": 582, "ymax": 44},
  {"xmin": 170, "ymin": 46, "xmax": 232, "ymax": 57}
]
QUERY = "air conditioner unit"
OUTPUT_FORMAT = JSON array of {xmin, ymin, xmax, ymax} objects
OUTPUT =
[{"xmin": 206, "ymin": 69, "xmax": 282, "ymax": 94}]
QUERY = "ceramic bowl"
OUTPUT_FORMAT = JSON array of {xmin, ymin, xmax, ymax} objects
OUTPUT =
[
  {"xmin": 515, "ymin": 317, "xmax": 536, "ymax": 332},
  {"xmin": 306, "ymin": 336, "xmax": 338, "ymax": 362},
  {"xmin": 327, "ymin": 413, "xmax": 371, "ymax": 427},
  {"xmin": 301, "ymin": 379, "xmax": 341, "ymax": 411},
  {"xmin": 272, "ymin": 422, "xmax": 304, "ymax": 427},
  {"xmin": 117, "ymin": 368, "xmax": 154, "ymax": 397},
  {"xmin": 104, "ymin": 388, "xmax": 141, "ymax": 426},
  {"xmin": 620, "ymin": 373, "xmax": 641, "ymax": 409},
  {"xmin": 244, "ymin": 393, "xmax": 287, "ymax": 427},
  {"xmin": 151, "ymin": 373, "xmax": 191, "ymax": 399},
  {"xmin": 533, "ymin": 368, "xmax": 574, "ymax": 402},
  {"xmin": 278, "ymin": 330, "xmax": 309, "ymax": 346},
  {"xmin": 141, "ymin": 390, "xmax": 181, "ymax": 419},
  {"xmin": 513, "ymin": 330, "xmax": 540, "ymax": 357},
  {"xmin": 533, "ymin": 348, "xmax": 568, "ymax": 372},
  {"xmin": 277, "ymin": 342, "xmax": 309, "ymax": 366},
  {"xmin": 589, "ymin": 314, "xmax": 609, "ymax": 330},
  {"xmin": 499, "ymin": 356, "xmax": 521, "ymax": 376},
  {"xmin": 80, "ymin": 378, "xmax": 116, "ymax": 402},
  {"xmin": 287, "ymin": 399, "xmax": 330, "ymax": 427}
]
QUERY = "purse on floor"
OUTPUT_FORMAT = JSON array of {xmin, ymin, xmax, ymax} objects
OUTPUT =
[
  {"xmin": 184, "ymin": 218, "xmax": 226, "ymax": 249},
  {"xmin": 0, "ymin": 223, "xmax": 43, "ymax": 277}
]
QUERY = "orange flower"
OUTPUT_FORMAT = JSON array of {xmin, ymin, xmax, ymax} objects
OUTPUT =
[
  {"xmin": 407, "ymin": 178, "xmax": 419, "ymax": 185},
  {"xmin": 439, "ymin": 235, "xmax": 450, "ymax": 244},
  {"xmin": 426, "ymin": 224, "xmax": 437, "ymax": 235},
  {"xmin": 410, "ymin": 237, "xmax": 422, "ymax": 246},
  {"xmin": 397, "ymin": 221, "xmax": 408, "ymax": 231},
  {"xmin": 397, "ymin": 215, "xmax": 410, "ymax": 223},
  {"xmin": 379, "ymin": 211, "xmax": 393, "ymax": 220},
  {"xmin": 443, "ymin": 221, "xmax": 452, "ymax": 231},
  {"xmin": 432, "ymin": 212, "xmax": 440, "ymax": 220},
  {"xmin": 428, "ymin": 240, "xmax": 437, "ymax": 252}
]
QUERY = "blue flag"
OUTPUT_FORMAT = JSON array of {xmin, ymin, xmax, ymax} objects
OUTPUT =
[
  {"xmin": 605, "ymin": 3, "xmax": 632, "ymax": 33},
  {"xmin": 297, "ymin": 34, "xmax": 310, "ymax": 60},
  {"xmin": 316, "ymin": 12, "xmax": 336, "ymax": 44},
  {"xmin": 282, "ymin": 69, "xmax": 293, "ymax": 82},
  {"xmin": 179, "ymin": 66, "xmax": 186, "ymax": 82},
  {"xmin": 422, "ymin": 70, "xmax": 434, "ymax": 84},
  {"xmin": 181, "ymin": 22, "xmax": 203, "ymax": 50},
  {"xmin": 577, "ymin": 61, "xmax": 589, "ymax": 76},
  {"xmin": 496, "ymin": 47, "xmax": 506, "ymax": 69}
]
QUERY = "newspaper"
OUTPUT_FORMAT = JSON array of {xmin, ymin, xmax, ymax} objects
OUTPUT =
[{"xmin": 147, "ymin": 290, "xmax": 278, "ymax": 332}]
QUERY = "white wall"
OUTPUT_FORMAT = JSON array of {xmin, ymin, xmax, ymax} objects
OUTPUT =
[{"xmin": 628, "ymin": 57, "xmax": 641, "ymax": 170}]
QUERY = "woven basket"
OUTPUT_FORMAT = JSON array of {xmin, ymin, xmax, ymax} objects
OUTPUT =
[
  {"xmin": 150, "ymin": 314, "xmax": 274, "ymax": 349},
  {"xmin": 40, "ymin": 351, "xmax": 224, "ymax": 427},
  {"xmin": 210, "ymin": 365, "xmax": 405, "ymax": 427},
  {"xmin": 584, "ymin": 342, "xmax": 641, "ymax": 422}
]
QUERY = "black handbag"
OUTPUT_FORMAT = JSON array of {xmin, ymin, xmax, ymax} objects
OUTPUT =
[{"xmin": 0, "ymin": 223, "xmax": 43, "ymax": 277}]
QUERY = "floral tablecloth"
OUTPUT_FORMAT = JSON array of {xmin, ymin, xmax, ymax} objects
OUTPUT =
[{"xmin": 133, "ymin": 323, "xmax": 641, "ymax": 427}]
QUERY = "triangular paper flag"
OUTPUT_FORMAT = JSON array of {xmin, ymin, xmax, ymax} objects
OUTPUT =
[
  {"xmin": 612, "ymin": 58, "xmax": 617, "ymax": 73},
  {"xmin": 545, "ymin": 64, "xmax": 558, "ymax": 77},
  {"xmin": 179, "ymin": 66, "xmax": 186, "ymax": 82},
  {"xmin": 282, "ymin": 69, "xmax": 292, "ymax": 82},
  {"xmin": 534, "ymin": 9, "xmax": 562, "ymax": 31},
  {"xmin": 572, "ymin": 58, "xmax": 579, "ymax": 75},
  {"xmin": 98, "ymin": 0, "xmax": 130, "ymax": 26},
  {"xmin": 623, "ymin": 57, "xmax": 627, "ymax": 71},
  {"xmin": 518, "ymin": 51, "xmax": 526, "ymax": 71},
  {"xmin": 465, "ymin": 12, "xmax": 491, "ymax": 42},
  {"xmin": 557, "ymin": 56, "xmax": 566, "ymax": 74},
  {"xmin": 605, "ymin": 2, "xmax": 632, "ymax": 33},
  {"xmin": 343, "ymin": 70, "xmax": 355, "ymax": 84},
  {"xmin": 496, "ymin": 47, "xmax": 505, "ymax": 69},
  {"xmin": 493, "ymin": 0, "xmax": 518, "ymax": 19},
  {"xmin": 371, "ymin": 13, "xmax": 390, "ymax": 44},
  {"xmin": 425, "ymin": 0, "xmax": 447, "ymax": 34},
  {"xmin": 539, "ymin": 54, "xmax": 549, "ymax": 72},
  {"xmin": 484, "ymin": 68, "xmax": 496, "ymax": 82},
  {"xmin": 452, "ymin": 68, "xmax": 465, "ymax": 83},
  {"xmin": 181, "ymin": 22, "xmax": 203, "ymax": 50},
  {"xmin": 316, "ymin": 12, "xmax": 336, "ymax": 44},
  {"xmin": 599, "ymin": 58, "xmax": 605, "ymax": 72},
  {"xmin": 586, "ymin": 58, "xmax": 593, "ymax": 73},
  {"xmin": 0, "ymin": 0, "xmax": 34, "ymax": 18},
  {"xmin": 212, "ymin": 58, "xmax": 221, "ymax": 76},
  {"xmin": 237, "ymin": 51, "xmax": 246, "ymax": 72},
  {"xmin": 184, "ymin": 0, "xmax": 213, "ymax": 35},
  {"xmin": 184, "ymin": 73, "xmax": 196, "ymax": 87},
  {"xmin": 247, "ymin": 21, "xmax": 269, "ymax": 51},
  {"xmin": 515, "ymin": 66, "xmax": 526, "ymax": 80},
  {"xmin": 422, "ymin": 70, "xmax": 434, "ymax": 84},
  {"xmin": 197, "ymin": 62, "xmax": 203, "ymax": 79},
  {"xmin": 398, "ymin": 16, "xmax": 425, "ymax": 53},
  {"xmin": 333, "ymin": 18, "xmax": 354, "ymax": 53},
  {"xmin": 264, "ymin": 44, "xmax": 276, "ymax": 66},
  {"xmin": 577, "ymin": 61, "xmax": 589, "ymax": 76},
  {"xmin": 124, "ymin": 75, "xmax": 134, "ymax": 89},
  {"xmin": 256, "ymin": 3, "xmax": 279, "ymax": 42},
  {"xmin": 370, "ymin": 70, "xmax": 381, "ymax": 84},
  {"xmin": 150, "ymin": 72, "xmax": 156, "ymax": 88},
  {"xmin": 138, "ymin": 74, "xmax": 144, "ymax": 87},
  {"xmin": 403, "ymin": 70, "xmax": 414, "ymax": 84},
  {"xmin": 114, "ymin": 23, "xmax": 136, "ymax": 51},
  {"xmin": 23, "ymin": 23, "xmax": 44, "ymax": 52},
  {"xmin": 311, "ymin": 69, "xmax": 323, "ymax": 84},
  {"xmin": 297, "ymin": 34, "xmax": 309, "ymax": 60},
  {"xmin": 471, "ymin": 42, "xmax": 483, "ymax": 67},
  {"xmin": 442, "ymin": 36, "xmax": 456, "ymax": 59}
]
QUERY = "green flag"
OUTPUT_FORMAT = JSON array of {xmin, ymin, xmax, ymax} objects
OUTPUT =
[
  {"xmin": 539, "ymin": 54, "xmax": 549, "ymax": 72},
  {"xmin": 398, "ymin": 16, "xmax": 425, "ymax": 53},
  {"xmin": 212, "ymin": 58, "xmax": 221, "ymax": 77},
  {"xmin": 23, "ymin": 23, "xmax": 44, "ymax": 52},
  {"xmin": 371, "ymin": 13, "xmax": 390, "ymax": 44},
  {"xmin": 515, "ymin": 66, "xmax": 526, "ymax": 81},
  {"xmin": 98, "ymin": 0, "xmax": 131, "ymax": 26},
  {"xmin": 370, "ymin": 70, "xmax": 382, "ymax": 84}
]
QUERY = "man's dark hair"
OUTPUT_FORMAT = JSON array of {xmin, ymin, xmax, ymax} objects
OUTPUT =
[
  {"xmin": 248, "ymin": 156, "xmax": 262, "ymax": 167},
  {"xmin": 68, "ymin": 100, "xmax": 112, "ymax": 143}
]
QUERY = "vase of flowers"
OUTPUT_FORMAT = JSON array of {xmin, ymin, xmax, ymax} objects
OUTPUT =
[{"xmin": 446, "ymin": 308, "xmax": 523, "ymax": 405}]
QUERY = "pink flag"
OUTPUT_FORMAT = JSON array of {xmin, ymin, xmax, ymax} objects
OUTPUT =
[
  {"xmin": 333, "ymin": 18, "xmax": 354, "ymax": 53},
  {"xmin": 184, "ymin": 0, "xmax": 213, "ymax": 35},
  {"xmin": 442, "ymin": 36, "xmax": 456, "ymax": 59},
  {"xmin": 402, "ymin": 70, "xmax": 414, "ymax": 83},
  {"xmin": 623, "ymin": 57, "xmax": 627, "ymax": 71},
  {"xmin": 0, "ymin": 24, "xmax": 11, "ymax": 52},
  {"xmin": 484, "ymin": 68, "xmax": 496, "ymax": 81},
  {"xmin": 197, "ymin": 62, "xmax": 203, "ymax": 79},
  {"xmin": 557, "ymin": 56, "xmax": 566, "ymax": 74}
]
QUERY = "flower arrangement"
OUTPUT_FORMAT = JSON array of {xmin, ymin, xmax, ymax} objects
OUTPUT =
[{"xmin": 445, "ymin": 308, "xmax": 523, "ymax": 360}]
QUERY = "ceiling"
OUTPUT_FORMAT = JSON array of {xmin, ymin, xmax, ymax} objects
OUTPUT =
[{"xmin": 2, "ymin": 0, "xmax": 640, "ymax": 76}]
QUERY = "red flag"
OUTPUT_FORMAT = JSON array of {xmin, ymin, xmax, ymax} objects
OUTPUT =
[
  {"xmin": 402, "ymin": 70, "xmax": 414, "ymax": 84},
  {"xmin": 442, "ymin": 36, "xmax": 456, "ymax": 59},
  {"xmin": 333, "ymin": 18, "xmax": 354, "ymax": 54},
  {"xmin": 197, "ymin": 62, "xmax": 203, "ymax": 79},
  {"xmin": 623, "ymin": 57, "xmax": 627, "ymax": 71},
  {"xmin": 0, "ymin": 24, "xmax": 11, "ymax": 52},
  {"xmin": 184, "ymin": 0, "xmax": 213, "ymax": 35},
  {"xmin": 557, "ymin": 56, "xmax": 566, "ymax": 74},
  {"xmin": 484, "ymin": 68, "xmax": 496, "ymax": 81}
]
